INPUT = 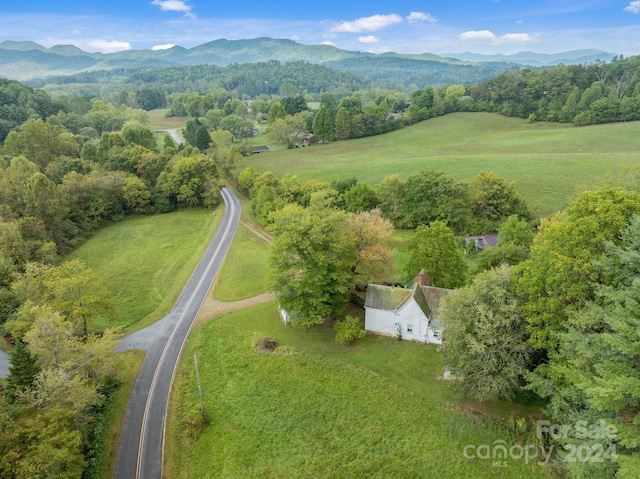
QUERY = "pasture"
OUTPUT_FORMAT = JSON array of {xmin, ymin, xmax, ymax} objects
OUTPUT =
[{"xmin": 245, "ymin": 112, "xmax": 640, "ymax": 218}]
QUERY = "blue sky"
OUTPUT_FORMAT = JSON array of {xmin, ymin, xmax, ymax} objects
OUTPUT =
[{"xmin": 1, "ymin": 1, "xmax": 640, "ymax": 55}]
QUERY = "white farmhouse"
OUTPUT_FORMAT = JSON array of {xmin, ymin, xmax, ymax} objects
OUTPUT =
[{"xmin": 364, "ymin": 273, "xmax": 451, "ymax": 344}]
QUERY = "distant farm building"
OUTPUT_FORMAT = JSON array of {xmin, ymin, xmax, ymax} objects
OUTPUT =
[
  {"xmin": 465, "ymin": 233, "xmax": 499, "ymax": 252},
  {"xmin": 251, "ymin": 145, "xmax": 270, "ymax": 154}
]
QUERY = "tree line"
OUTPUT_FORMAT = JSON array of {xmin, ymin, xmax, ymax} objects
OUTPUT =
[
  {"xmin": 470, "ymin": 55, "xmax": 640, "ymax": 125},
  {"xmin": 439, "ymin": 182, "xmax": 640, "ymax": 479},
  {"xmin": 238, "ymin": 166, "xmax": 532, "ymax": 237}
]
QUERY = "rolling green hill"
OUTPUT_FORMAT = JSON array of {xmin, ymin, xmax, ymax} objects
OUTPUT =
[{"xmin": 245, "ymin": 112, "xmax": 640, "ymax": 218}]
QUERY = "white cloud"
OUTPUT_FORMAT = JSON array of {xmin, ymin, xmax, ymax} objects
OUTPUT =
[
  {"xmin": 406, "ymin": 12, "xmax": 436, "ymax": 24},
  {"xmin": 625, "ymin": 1, "xmax": 640, "ymax": 13},
  {"xmin": 331, "ymin": 14, "xmax": 402, "ymax": 33},
  {"xmin": 84, "ymin": 39, "xmax": 131, "ymax": 53},
  {"xmin": 150, "ymin": 0, "xmax": 196, "ymax": 19},
  {"xmin": 359, "ymin": 36, "xmax": 379, "ymax": 44},
  {"xmin": 320, "ymin": 40, "xmax": 336, "ymax": 47},
  {"xmin": 460, "ymin": 30, "xmax": 534, "ymax": 44},
  {"xmin": 498, "ymin": 33, "xmax": 534, "ymax": 44},
  {"xmin": 152, "ymin": 43, "xmax": 175, "ymax": 50},
  {"xmin": 460, "ymin": 30, "xmax": 496, "ymax": 41}
]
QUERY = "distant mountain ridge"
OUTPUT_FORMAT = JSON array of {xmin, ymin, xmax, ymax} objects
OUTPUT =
[
  {"xmin": 0, "ymin": 37, "xmax": 618, "ymax": 84},
  {"xmin": 443, "ymin": 49, "xmax": 616, "ymax": 66}
]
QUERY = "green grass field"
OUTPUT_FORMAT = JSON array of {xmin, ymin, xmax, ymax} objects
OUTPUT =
[
  {"xmin": 165, "ymin": 302, "xmax": 550, "ymax": 479},
  {"xmin": 211, "ymin": 224, "xmax": 271, "ymax": 301},
  {"xmin": 246, "ymin": 112, "xmax": 640, "ymax": 218},
  {"xmin": 66, "ymin": 208, "xmax": 220, "ymax": 332},
  {"xmin": 146, "ymin": 109, "xmax": 188, "ymax": 131}
]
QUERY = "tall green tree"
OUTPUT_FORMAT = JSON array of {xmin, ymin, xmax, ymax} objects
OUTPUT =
[
  {"xmin": 334, "ymin": 107, "xmax": 353, "ymax": 139},
  {"xmin": 469, "ymin": 171, "xmax": 531, "ymax": 231},
  {"xmin": 441, "ymin": 265, "xmax": 531, "ymax": 401},
  {"xmin": 121, "ymin": 176, "xmax": 151, "ymax": 213},
  {"xmin": 3, "ymin": 119, "xmax": 78, "ymax": 170},
  {"xmin": 14, "ymin": 407, "xmax": 85, "ymax": 479},
  {"xmin": 343, "ymin": 183, "xmax": 378, "ymax": 213},
  {"xmin": 268, "ymin": 203, "xmax": 355, "ymax": 327},
  {"xmin": 348, "ymin": 209, "xmax": 395, "ymax": 288},
  {"xmin": 403, "ymin": 168, "xmax": 471, "ymax": 232},
  {"xmin": 5, "ymin": 340, "xmax": 40, "ymax": 401},
  {"xmin": 158, "ymin": 155, "xmax": 218, "ymax": 207},
  {"xmin": 267, "ymin": 101, "xmax": 286, "ymax": 124},
  {"xmin": 312, "ymin": 105, "xmax": 333, "ymax": 143},
  {"xmin": 405, "ymin": 221, "xmax": 467, "ymax": 288},
  {"xmin": 25, "ymin": 173, "xmax": 73, "ymax": 249},
  {"xmin": 183, "ymin": 118, "xmax": 211, "ymax": 150},
  {"xmin": 376, "ymin": 174, "xmax": 406, "ymax": 227}
]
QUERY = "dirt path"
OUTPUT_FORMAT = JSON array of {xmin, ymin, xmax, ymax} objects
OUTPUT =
[
  {"xmin": 240, "ymin": 220, "xmax": 272, "ymax": 244},
  {"xmin": 197, "ymin": 292, "xmax": 275, "ymax": 324}
]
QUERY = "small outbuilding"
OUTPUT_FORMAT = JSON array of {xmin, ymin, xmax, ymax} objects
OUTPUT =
[
  {"xmin": 465, "ymin": 233, "xmax": 499, "ymax": 252},
  {"xmin": 251, "ymin": 145, "xmax": 270, "ymax": 154}
]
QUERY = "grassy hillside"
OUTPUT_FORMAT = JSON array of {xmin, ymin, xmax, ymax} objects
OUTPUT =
[
  {"xmin": 166, "ymin": 303, "xmax": 549, "ymax": 479},
  {"xmin": 245, "ymin": 113, "xmax": 640, "ymax": 218},
  {"xmin": 66, "ymin": 208, "xmax": 220, "ymax": 332}
]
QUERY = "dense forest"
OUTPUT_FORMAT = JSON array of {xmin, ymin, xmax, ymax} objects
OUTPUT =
[
  {"xmin": 1, "ymin": 51, "xmax": 640, "ymax": 477},
  {"xmin": 30, "ymin": 61, "xmax": 371, "ymax": 100}
]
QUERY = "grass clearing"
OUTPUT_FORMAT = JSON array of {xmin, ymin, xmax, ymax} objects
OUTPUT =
[
  {"xmin": 166, "ymin": 302, "xmax": 550, "ymax": 479},
  {"xmin": 245, "ymin": 112, "xmax": 640, "ymax": 218},
  {"xmin": 212, "ymin": 224, "xmax": 270, "ymax": 301},
  {"xmin": 146, "ymin": 109, "xmax": 188, "ymax": 131},
  {"xmin": 66, "ymin": 208, "xmax": 221, "ymax": 333}
]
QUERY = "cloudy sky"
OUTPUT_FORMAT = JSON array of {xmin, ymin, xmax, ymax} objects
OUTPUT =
[{"xmin": 1, "ymin": 1, "xmax": 640, "ymax": 55}]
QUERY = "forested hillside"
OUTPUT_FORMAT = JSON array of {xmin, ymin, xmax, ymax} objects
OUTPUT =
[
  {"xmin": 324, "ymin": 56, "xmax": 517, "ymax": 89},
  {"xmin": 471, "ymin": 55, "xmax": 640, "ymax": 125},
  {"xmin": 31, "ymin": 61, "xmax": 370, "ymax": 99}
]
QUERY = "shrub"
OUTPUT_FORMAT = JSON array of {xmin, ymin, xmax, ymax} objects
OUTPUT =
[{"xmin": 334, "ymin": 315, "xmax": 366, "ymax": 345}]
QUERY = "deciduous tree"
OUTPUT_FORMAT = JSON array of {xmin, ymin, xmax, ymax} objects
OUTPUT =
[
  {"xmin": 348, "ymin": 209, "xmax": 395, "ymax": 287},
  {"xmin": 312, "ymin": 105, "xmax": 333, "ymax": 143},
  {"xmin": 268, "ymin": 203, "xmax": 355, "ymax": 327},
  {"xmin": 405, "ymin": 221, "xmax": 467, "ymax": 288},
  {"xmin": 441, "ymin": 265, "xmax": 531, "ymax": 401}
]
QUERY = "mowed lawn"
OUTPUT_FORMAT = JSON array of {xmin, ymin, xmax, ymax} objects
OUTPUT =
[
  {"xmin": 66, "ymin": 208, "xmax": 220, "ymax": 332},
  {"xmin": 166, "ymin": 303, "xmax": 551, "ymax": 479},
  {"xmin": 245, "ymin": 112, "xmax": 640, "ymax": 218},
  {"xmin": 212, "ymin": 224, "xmax": 271, "ymax": 301}
]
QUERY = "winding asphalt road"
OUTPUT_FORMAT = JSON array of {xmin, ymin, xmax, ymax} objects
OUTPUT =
[
  {"xmin": 113, "ymin": 187, "xmax": 241, "ymax": 479},
  {"xmin": 159, "ymin": 128, "xmax": 186, "ymax": 147}
]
